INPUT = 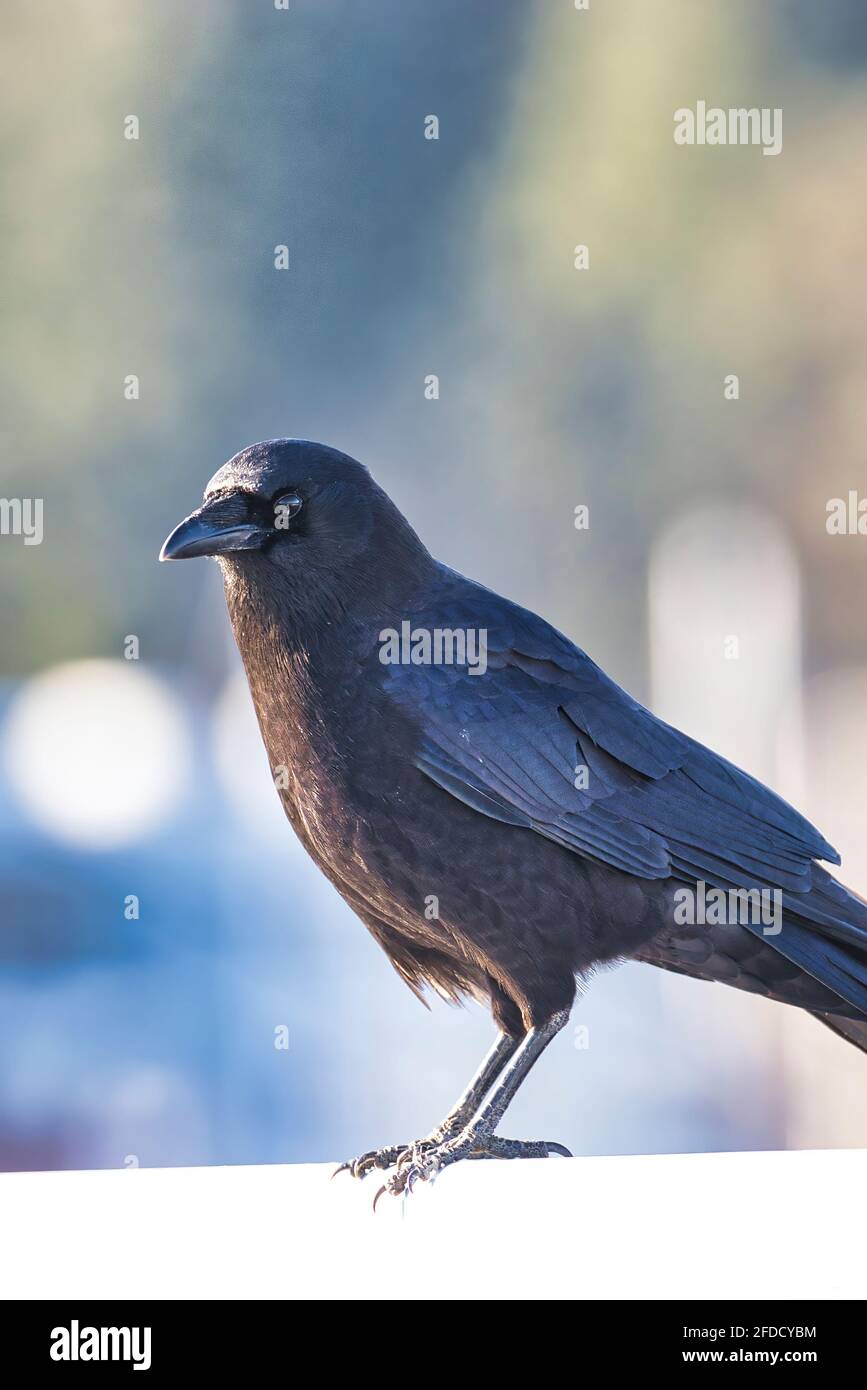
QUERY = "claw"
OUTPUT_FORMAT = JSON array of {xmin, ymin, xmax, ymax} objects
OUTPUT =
[
  {"xmin": 346, "ymin": 1128, "xmax": 571, "ymax": 1205},
  {"xmin": 372, "ymin": 1162, "xmax": 424, "ymax": 1207},
  {"xmin": 334, "ymin": 1144, "xmax": 410, "ymax": 1181},
  {"xmin": 372, "ymin": 1182, "xmax": 390, "ymax": 1213}
]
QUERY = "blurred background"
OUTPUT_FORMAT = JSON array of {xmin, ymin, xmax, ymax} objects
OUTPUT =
[{"xmin": 2, "ymin": 0, "xmax": 867, "ymax": 1171}]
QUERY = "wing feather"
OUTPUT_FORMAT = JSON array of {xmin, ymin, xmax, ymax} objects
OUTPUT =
[{"xmin": 382, "ymin": 570, "xmax": 867, "ymax": 1013}]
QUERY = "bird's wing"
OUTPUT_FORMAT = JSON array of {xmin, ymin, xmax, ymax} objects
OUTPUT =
[{"xmin": 382, "ymin": 573, "xmax": 867, "ymax": 1013}]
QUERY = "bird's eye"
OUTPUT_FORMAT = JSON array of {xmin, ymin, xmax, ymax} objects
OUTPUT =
[{"xmin": 272, "ymin": 493, "xmax": 303, "ymax": 531}]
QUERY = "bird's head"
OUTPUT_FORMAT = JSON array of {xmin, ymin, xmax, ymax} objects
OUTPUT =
[{"xmin": 160, "ymin": 439, "xmax": 429, "ymax": 616}]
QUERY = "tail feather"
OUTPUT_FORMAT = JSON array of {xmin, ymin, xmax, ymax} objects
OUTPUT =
[
  {"xmin": 688, "ymin": 863, "xmax": 867, "ymax": 1018},
  {"xmin": 770, "ymin": 913, "xmax": 867, "ymax": 1016},
  {"xmin": 795, "ymin": 864, "xmax": 867, "ymax": 948},
  {"xmin": 778, "ymin": 869, "xmax": 867, "ymax": 1017},
  {"xmin": 813, "ymin": 1012, "xmax": 867, "ymax": 1056}
]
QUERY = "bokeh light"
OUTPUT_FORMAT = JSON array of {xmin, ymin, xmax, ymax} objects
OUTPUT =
[{"xmin": 2, "ymin": 659, "xmax": 191, "ymax": 849}]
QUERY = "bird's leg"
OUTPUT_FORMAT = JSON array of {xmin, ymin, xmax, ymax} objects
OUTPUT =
[
  {"xmin": 381, "ymin": 1008, "xmax": 571, "ymax": 1199},
  {"xmin": 425, "ymin": 1030, "xmax": 521, "ymax": 1142},
  {"xmin": 335, "ymin": 1031, "xmax": 519, "ymax": 1180}
]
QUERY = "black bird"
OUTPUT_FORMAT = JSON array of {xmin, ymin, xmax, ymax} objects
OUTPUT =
[{"xmin": 162, "ymin": 439, "xmax": 867, "ymax": 1197}]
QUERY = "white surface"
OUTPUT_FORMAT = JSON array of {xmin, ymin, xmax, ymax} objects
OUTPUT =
[{"xmin": 2, "ymin": 1149, "xmax": 864, "ymax": 1301}]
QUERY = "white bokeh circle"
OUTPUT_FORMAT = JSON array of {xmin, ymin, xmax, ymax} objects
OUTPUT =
[{"xmin": 2, "ymin": 659, "xmax": 191, "ymax": 849}]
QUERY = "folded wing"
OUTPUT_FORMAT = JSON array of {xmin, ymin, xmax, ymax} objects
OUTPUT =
[{"xmin": 383, "ymin": 572, "xmax": 867, "ymax": 1015}]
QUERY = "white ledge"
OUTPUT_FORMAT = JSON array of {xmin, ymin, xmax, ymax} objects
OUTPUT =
[{"xmin": 2, "ymin": 1149, "xmax": 864, "ymax": 1300}]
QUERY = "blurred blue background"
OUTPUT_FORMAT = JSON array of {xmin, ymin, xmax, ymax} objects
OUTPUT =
[{"xmin": 2, "ymin": 0, "xmax": 867, "ymax": 1171}]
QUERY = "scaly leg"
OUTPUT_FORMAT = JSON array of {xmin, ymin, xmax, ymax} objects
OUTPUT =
[
  {"xmin": 334, "ymin": 1031, "xmax": 519, "ymax": 1180},
  {"xmin": 378, "ymin": 1008, "xmax": 572, "ymax": 1201}
]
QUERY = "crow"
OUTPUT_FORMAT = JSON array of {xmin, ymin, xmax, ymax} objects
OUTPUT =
[{"xmin": 162, "ymin": 439, "xmax": 867, "ymax": 1198}]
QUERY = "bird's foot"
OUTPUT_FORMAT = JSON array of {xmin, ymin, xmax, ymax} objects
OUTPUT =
[
  {"xmin": 332, "ymin": 1125, "xmax": 459, "ymax": 1182},
  {"xmin": 373, "ymin": 1127, "xmax": 571, "ymax": 1205},
  {"xmin": 332, "ymin": 1143, "xmax": 412, "ymax": 1181}
]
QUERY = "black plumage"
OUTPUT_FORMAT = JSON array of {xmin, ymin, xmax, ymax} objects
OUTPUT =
[{"xmin": 162, "ymin": 439, "xmax": 867, "ymax": 1195}]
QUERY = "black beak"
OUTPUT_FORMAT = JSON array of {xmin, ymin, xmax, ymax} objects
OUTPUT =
[{"xmin": 160, "ymin": 497, "xmax": 269, "ymax": 561}]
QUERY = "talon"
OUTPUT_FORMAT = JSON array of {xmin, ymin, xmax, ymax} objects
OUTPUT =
[
  {"xmin": 372, "ymin": 1182, "xmax": 390, "ymax": 1212},
  {"xmin": 342, "ymin": 1127, "xmax": 570, "ymax": 1196},
  {"xmin": 373, "ymin": 1166, "xmax": 413, "ymax": 1207},
  {"xmin": 335, "ymin": 1144, "xmax": 410, "ymax": 1181}
]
